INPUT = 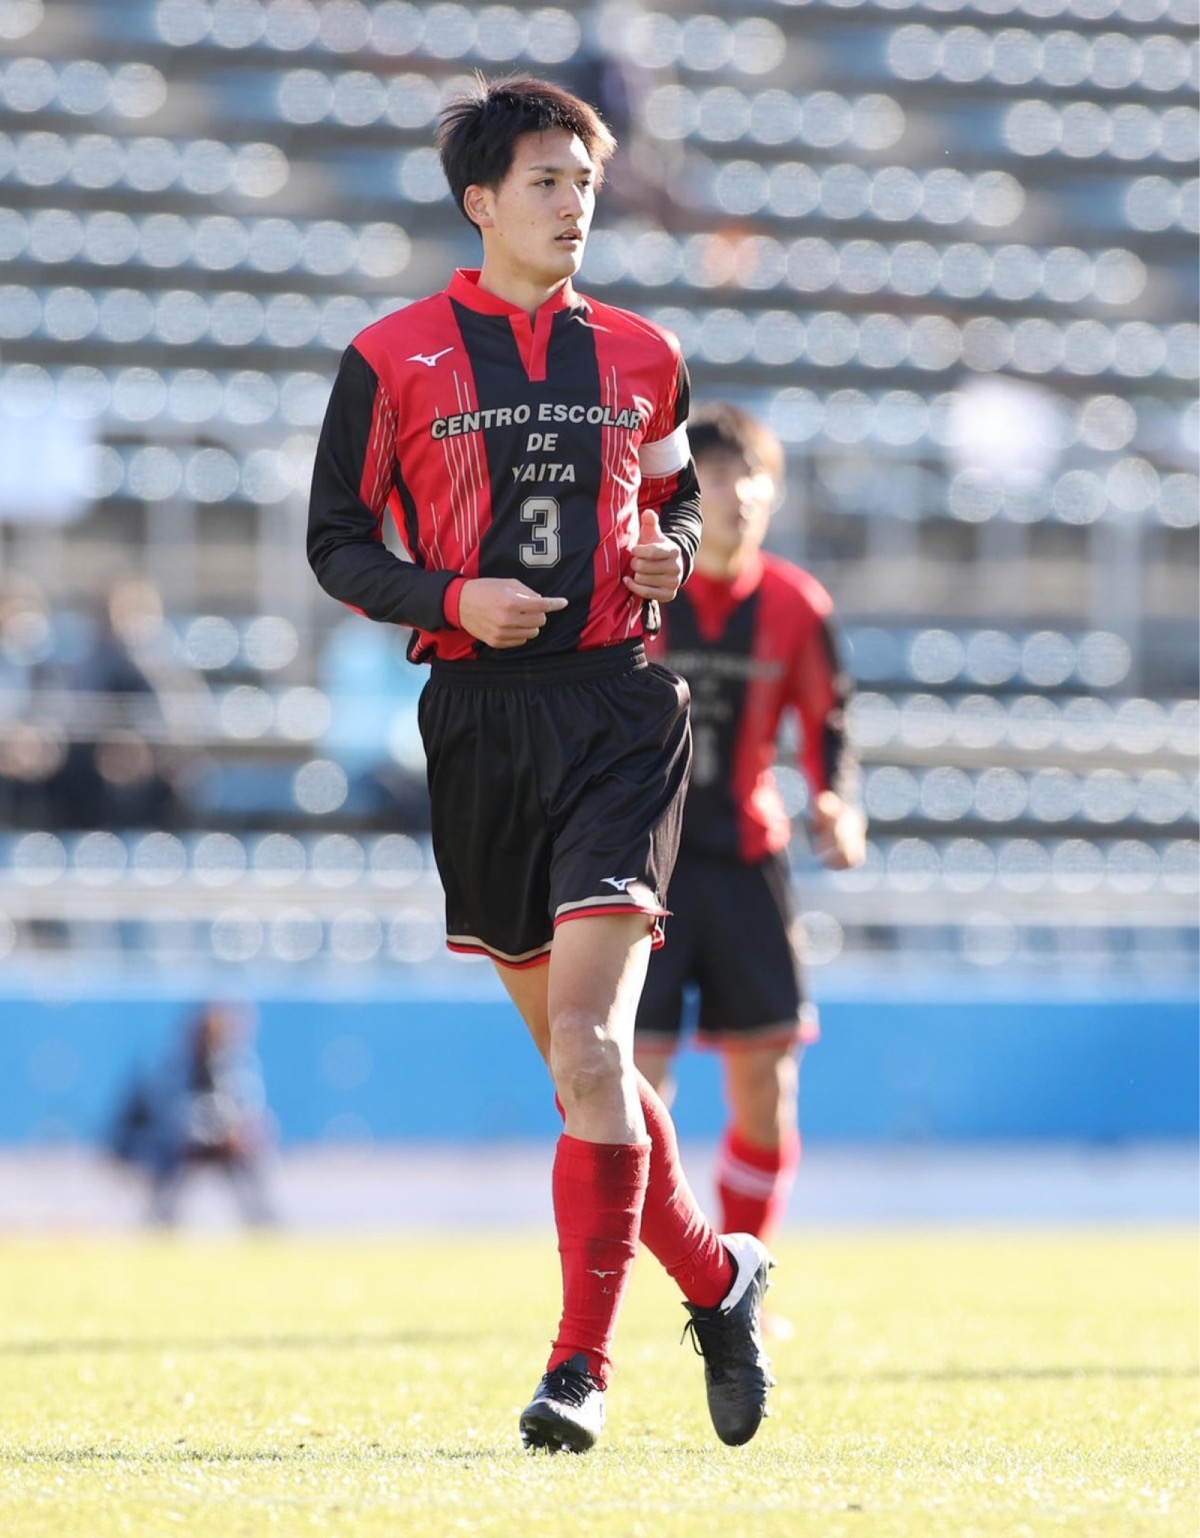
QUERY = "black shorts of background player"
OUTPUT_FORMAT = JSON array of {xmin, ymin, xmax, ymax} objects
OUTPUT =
[
  {"xmin": 636, "ymin": 403, "xmax": 867, "ymax": 1287},
  {"xmin": 307, "ymin": 78, "xmax": 774, "ymax": 1454}
]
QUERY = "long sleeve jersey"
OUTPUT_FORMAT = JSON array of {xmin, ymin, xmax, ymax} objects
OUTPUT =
[
  {"xmin": 307, "ymin": 269, "xmax": 702, "ymax": 664},
  {"xmin": 646, "ymin": 550, "xmax": 860, "ymax": 864}
]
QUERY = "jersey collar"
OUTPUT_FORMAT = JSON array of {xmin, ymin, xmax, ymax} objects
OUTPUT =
[
  {"xmin": 447, "ymin": 270, "xmax": 582, "ymax": 382},
  {"xmin": 693, "ymin": 547, "xmax": 765, "ymax": 602},
  {"xmin": 447, "ymin": 268, "xmax": 584, "ymax": 317},
  {"xmin": 685, "ymin": 550, "xmax": 765, "ymax": 642}
]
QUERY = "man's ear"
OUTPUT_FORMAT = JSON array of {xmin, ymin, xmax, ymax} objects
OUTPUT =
[{"xmin": 463, "ymin": 184, "xmax": 493, "ymax": 229}]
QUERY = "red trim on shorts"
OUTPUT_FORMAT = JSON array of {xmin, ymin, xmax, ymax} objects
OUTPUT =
[
  {"xmin": 554, "ymin": 905, "xmax": 667, "ymax": 948},
  {"xmin": 696, "ymin": 1007, "xmax": 821, "ymax": 1052},
  {"xmin": 445, "ymin": 938, "xmax": 551, "ymax": 968}
]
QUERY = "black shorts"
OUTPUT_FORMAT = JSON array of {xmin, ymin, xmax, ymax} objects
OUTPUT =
[
  {"xmin": 635, "ymin": 848, "xmax": 818, "ymax": 1049},
  {"xmin": 418, "ymin": 640, "xmax": 691, "ymax": 967}
]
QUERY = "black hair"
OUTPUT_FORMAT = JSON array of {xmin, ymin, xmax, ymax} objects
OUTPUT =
[
  {"xmin": 688, "ymin": 402, "xmax": 785, "ymax": 484},
  {"xmin": 437, "ymin": 73, "xmax": 617, "ymax": 226}
]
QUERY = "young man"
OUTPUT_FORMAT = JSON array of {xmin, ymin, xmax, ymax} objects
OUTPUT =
[
  {"xmin": 635, "ymin": 403, "xmax": 866, "ymax": 1268},
  {"xmin": 307, "ymin": 78, "xmax": 773, "ymax": 1453}
]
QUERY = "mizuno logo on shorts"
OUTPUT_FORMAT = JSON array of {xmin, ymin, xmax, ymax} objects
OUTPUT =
[{"xmin": 601, "ymin": 877, "xmax": 637, "ymax": 892}]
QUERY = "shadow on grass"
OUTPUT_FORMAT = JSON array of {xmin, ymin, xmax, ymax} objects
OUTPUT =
[
  {"xmin": 8, "ymin": 1445, "xmax": 502, "ymax": 1466},
  {"xmin": 6, "ymin": 1336, "xmax": 1196, "ymax": 1384},
  {"xmin": 0, "ymin": 1330, "xmax": 468, "ymax": 1357},
  {"xmin": 791, "ymin": 1364, "xmax": 1199, "ymax": 1384}
]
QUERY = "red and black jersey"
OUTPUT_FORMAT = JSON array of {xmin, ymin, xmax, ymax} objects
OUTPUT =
[
  {"xmin": 646, "ymin": 551, "xmax": 859, "ymax": 864},
  {"xmin": 307, "ymin": 269, "xmax": 701, "ymax": 663}
]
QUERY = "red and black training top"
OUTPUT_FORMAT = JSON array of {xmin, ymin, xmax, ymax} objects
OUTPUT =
[
  {"xmin": 646, "ymin": 551, "xmax": 860, "ymax": 864},
  {"xmin": 307, "ymin": 269, "xmax": 701, "ymax": 663}
]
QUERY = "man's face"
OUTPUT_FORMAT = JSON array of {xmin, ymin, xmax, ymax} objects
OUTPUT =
[
  {"xmin": 695, "ymin": 448, "xmax": 777, "ymax": 565},
  {"xmin": 470, "ymin": 128, "xmax": 597, "ymax": 288}
]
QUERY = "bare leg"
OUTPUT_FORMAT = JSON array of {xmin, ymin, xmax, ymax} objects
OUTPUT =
[
  {"xmin": 225, "ymin": 1152, "xmax": 276, "ymax": 1227},
  {"xmin": 495, "ymin": 912, "xmax": 652, "ymax": 1143},
  {"xmin": 502, "ymin": 938, "xmax": 735, "ymax": 1311},
  {"xmin": 723, "ymin": 1042, "xmax": 799, "ymax": 1148},
  {"xmin": 497, "ymin": 915, "xmax": 738, "ymax": 1314},
  {"xmin": 632, "ymin": 1040, "xmax": 676, "ymax": 1107},
  {"xmin": 497, "ymin": 913, "xmax": 654, "ymax": 1397},
  {"xmin": 717, "ymin": 1039, "xmax": 803, "ymax": 1246}
]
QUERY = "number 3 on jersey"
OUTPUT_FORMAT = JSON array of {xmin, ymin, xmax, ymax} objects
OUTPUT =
[{"xmin": 519, "ymin": 495, "xmax": 561, "ymax": 568}]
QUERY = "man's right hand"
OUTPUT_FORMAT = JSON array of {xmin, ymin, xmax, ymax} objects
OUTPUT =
[{"xmin": 456, "ymin": 579, "xmax": 568, "ymax": 648}]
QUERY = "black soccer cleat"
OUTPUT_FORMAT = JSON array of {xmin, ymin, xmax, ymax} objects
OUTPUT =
[
  {"xmin": 681, "ymin": 1233, "xmax": 776, "ymax": 1447},
  {"xmin": 519, "ymin": 1353, "xmax": 606, "ymax": 1453}
]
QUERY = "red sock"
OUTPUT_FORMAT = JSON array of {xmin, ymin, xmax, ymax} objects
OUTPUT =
[
  {"xmin": 548, "ymin": 1134, "xmax": 649, "ymax": 1388},
  {"xmin": 634, "ymin": 1073, "xmax": 734, "ymax": 1310},
  {"xmin": 716, "ymin": 1127, "xmax": 801, "ymax": 1244}
]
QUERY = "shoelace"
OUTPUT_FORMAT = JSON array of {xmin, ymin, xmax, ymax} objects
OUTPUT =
[
  {"xmin": 540, "ymin": 1363, "xmax": 600, "ymax": 1408},
  {"xmin": 681, "ymin": 1313, "xmax": 732, "ymax": 1368}
]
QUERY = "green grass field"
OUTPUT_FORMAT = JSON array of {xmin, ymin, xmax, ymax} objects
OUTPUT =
[{"xmin": 0, "ymin": 1229, "xmax": 1195, "ymax": 1537}]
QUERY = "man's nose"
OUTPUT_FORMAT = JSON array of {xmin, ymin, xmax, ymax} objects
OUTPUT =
[{"xmin": 560, "ymin": 184, "xmax": 588, "ymax": 217}]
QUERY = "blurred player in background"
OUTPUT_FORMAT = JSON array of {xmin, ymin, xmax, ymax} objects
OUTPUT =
[
  {"xmin": 636, "ymin": 404, "xmax": 867, "ymax": 1303},
  {"xmin": 307, "ymin": 77, "xmax": 774, "ymax": 1454}
]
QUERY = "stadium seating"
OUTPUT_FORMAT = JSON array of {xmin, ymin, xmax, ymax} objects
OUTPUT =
[{"xmin": 0, "ymin": 0, "xmax": 1194, "ymax": 984}]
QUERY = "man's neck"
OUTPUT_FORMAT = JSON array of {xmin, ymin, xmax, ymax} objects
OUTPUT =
[
  {"xmin": 693, "ymin": 548, "xmax": 747, "ymax": 582},
  {"xmin": 476, "ymin": 262, "xmax": 569, "ymax": 317}
]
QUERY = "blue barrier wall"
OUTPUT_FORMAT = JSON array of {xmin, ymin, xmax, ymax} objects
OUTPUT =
[{"xmin": 1, "ymin": 981, "xmax": 1195, "ymax": 1145}]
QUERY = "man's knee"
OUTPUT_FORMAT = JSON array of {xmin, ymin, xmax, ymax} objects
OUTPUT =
[
  {"xmin": 550, "ymin": 1015, "xmax": 627, "ymax": 1108},
  {"xmin": 774, "ymin": 1049, "xmax": 800, "ymax": 1108},
  {"xmin": 728, "ymin": 1042, "xmax": 800, "ymax": 1133}
]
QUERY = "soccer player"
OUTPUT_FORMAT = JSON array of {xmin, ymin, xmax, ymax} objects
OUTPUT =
[
  {"xmin": 307, "ymin": 77, "xmax": 773, "ymax": 1453},
  {"xmin": 635, "ymin": 403, "xmax": 867, "ymax": 1271}
]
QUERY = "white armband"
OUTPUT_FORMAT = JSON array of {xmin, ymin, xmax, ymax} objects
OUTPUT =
[{"xmin": 638, "ymin": 422, "xmax": 691, "ymax": 478}]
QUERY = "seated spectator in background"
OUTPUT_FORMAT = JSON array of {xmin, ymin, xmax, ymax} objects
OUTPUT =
[
  {"xmin": 0, "ymin": 572, "xmax": 215, "ymax": 832},
  {"xmin": 319, "ymin": 614, "xmax": 430, "ymax": 829},
  {"xmin": 0, "ymin": 573, "xmax": 68, "ymax": 828},
  {"xmin": 51, "ymin": 576, "xmax": 214, "ymax": 830},
  {"xmin": 110, "ymin": 1002, "xmax": 276, "ymax": 1227}
]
